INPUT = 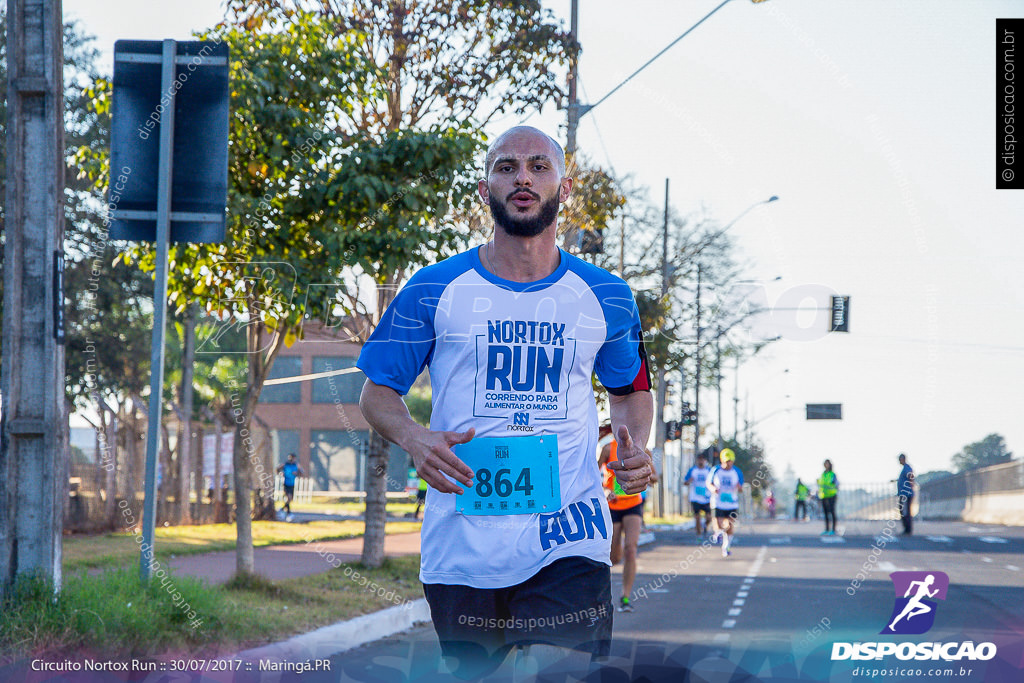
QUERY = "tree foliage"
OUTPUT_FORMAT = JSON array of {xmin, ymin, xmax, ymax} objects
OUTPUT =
[
  {"xmin": 225, "ymin": 0, "xmax": 575, "ymax": 132},
  {"xmin": 952, "ymin": 433, "xmax": 1013, "ymax": 473}
]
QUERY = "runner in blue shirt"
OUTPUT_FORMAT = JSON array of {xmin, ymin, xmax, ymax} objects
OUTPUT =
[
  {"xmin": 358, "ymin": 126, "xmax": 654, "ymax": 678},
  {"xmin": 276, "ymin": 453, "xmax": 304, "ymax": 521},
  {"xmin": 683, "ymin": 453, "xmax": 712, "ymax": 541}
]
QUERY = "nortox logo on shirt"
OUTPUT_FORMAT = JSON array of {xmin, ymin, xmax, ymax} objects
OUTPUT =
[
  {"xmin": 538, "ymin": 498, "xmax": 607, "ymax": 550},
  {"xmin": 507, "ymin": 412, "xmax": 534, "ymax": 433},
  {"xmin": 486, "ymin": 320, "xmax": 565, "ymax": 393}
]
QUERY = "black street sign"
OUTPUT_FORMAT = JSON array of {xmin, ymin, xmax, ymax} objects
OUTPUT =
[
  {"xmin": 109, "ymin": 40, "xmax": 229, "ymax": 243},
  {"xmin": 806, "ymin": 403, "xmax": 842, "ymax": 420}
]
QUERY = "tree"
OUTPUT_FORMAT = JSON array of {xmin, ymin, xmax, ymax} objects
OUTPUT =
[
  {"xmin": 952, "ymin": 433, "xmax": 1013, "ymax": 473},
  {"xmin": 76, "ymin": 12, "xmax": 480, "ymax": 576},
  {"xmin": 223, "ymin": 0, "xmax": 576, "ymax": 567}
]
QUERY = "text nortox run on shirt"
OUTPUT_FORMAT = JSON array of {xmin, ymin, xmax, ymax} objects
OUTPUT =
[{"xmin": 485, "ymin": 319, "xmax": 566, "ymax": 395}]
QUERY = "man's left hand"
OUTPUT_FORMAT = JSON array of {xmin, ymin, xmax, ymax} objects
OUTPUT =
[{"xmin": 606, "ymin": 425, "xmax": 653, "ymax": 495}]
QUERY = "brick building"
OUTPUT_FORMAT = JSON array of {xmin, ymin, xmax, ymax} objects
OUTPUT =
[{"xmin": 254, "ymin": 321, "xmax": 410, "ymax": 493}]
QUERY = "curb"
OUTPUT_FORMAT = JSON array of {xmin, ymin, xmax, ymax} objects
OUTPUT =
[
  {"xmin": 235, "ymin": 599, "xmax": 432, "ymax": 663},
  {"xmin": 232, "ymin": 524, "xmax": 687, "ymax": 664}
]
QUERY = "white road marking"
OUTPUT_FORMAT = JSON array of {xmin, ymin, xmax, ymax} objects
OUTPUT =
[
  {"xmin": 820, "ymin": 536, "xmax": 846, "ymax": 544},
  {"xmin": 743, "ymin": 578, "xmax": 755, "ymax": 584},
  {"xmin": 728, "ymin": 608, "xmax": 742, "ymax": 617},
  {"xmin": 649, "ymin": 589, "xmax": 669, "ymax": 593},
  {"xmin": 980, "ymin": 537, "xmax": 1008, "ymax": 544},
  {"xmin": 722, "ymin": 619, "xmax": 737, "ymax": 629},
  {"xmin": 737, "ymin": 591, "xmax": 749, "ymax": 598},
  {"xmin": 769, "ymin": 537, "xmax": 791, "ymax": 545},
  {"xmin": 733, "ymin": 599, "xmax": 745, "ymax": 607},
  {"xmin": 982, "ymin": 557, "xmax": 993, "ymax": 563},
  {"xmin": 1006, "ymin": 565, "xmax": 1020, "ymax": 571},
  {"xmin": 926, "ymin": 536, "xmax": 953, "ymax": 543},
  {"xmin": 713, "ymin": 633, "xmax": 731, "ymax": 643}
]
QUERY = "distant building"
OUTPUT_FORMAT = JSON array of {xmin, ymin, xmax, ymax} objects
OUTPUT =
[{"xmin": 255, "ymin": 321, "xmax": 410, "ymax": 493}]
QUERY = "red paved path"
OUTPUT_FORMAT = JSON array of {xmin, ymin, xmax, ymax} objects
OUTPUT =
[{"xmin": 167, "ymin": 531, "xmax": 422, "ymax": 584}]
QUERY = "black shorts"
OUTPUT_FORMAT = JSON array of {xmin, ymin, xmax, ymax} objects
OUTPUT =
[
  {"xmin": 714, "ymin": 507, "xmax": 739, "ymax": 520},
  {"xmin": 283, "ymin": 484, "xmax": 295, "ymax": 497},
  {"xmin": 610, "ymin": 502, "xmax": 644, "ymax": 524},
  {"xmin": 691, "ymin": 501, "xmax": 711, "ymax": 516},
  {"xmin": 416, "ymin": 489, "xmax": 426, "ymax": 502},
  {"xmin": 422, "ymin": 556, "xmax": 612, "ymax": 677}
]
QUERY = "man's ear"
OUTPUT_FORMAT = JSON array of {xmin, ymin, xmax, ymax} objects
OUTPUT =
[
  {"xmin": 559, "ymin": 176, "xmax": 573, "ymax": 202},
  {"xmin": 478, "ymin": 178, "xmax": 489, "ymax": 203}
]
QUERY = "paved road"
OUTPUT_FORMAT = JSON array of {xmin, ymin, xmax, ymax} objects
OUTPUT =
[{"xmin": 327, "ymin": 519, "xmax": 1024, "ymax": 682}]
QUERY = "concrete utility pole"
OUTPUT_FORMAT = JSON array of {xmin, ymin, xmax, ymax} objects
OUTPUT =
[
  {"xmin": 1, "ymin": 0, "xmax": 66, "ymax": 594},
  {"xmin": 693, "ymin": 265, "xmax": 703, "ymax": 462},
  {"xmin": 566, "ymin": 0, "xmax": 582, "ymax": 157},
  {"xmin": 653, "ymin": 179, "xmax": 669, "ymax": 517}
]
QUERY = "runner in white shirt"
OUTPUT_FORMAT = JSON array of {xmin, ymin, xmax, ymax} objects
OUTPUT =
[
  {"xmin": 707, "ymin": 449, "xmax": 744, "ymax": 557},
  {"xmin": 358, "ymin": 126, "xmax": 654, "ymax": 679},
  {"xmin": 683, "ymin": 454, "xmax": 712, "ymax": 542}
]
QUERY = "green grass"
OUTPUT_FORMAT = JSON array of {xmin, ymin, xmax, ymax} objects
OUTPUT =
[
  {"xmin": 63, "ymin": 520, "xmax": 421, "ymax": 572},
  {"xmin": 646, "ymin": 513, "xmax": 691, "ymax": 526},
  {"xmin": 1, "ymin": 555, "xmax": 423, "ymax": 663},
  {"xmin": 290, "ymin": 499, "xmax": 420, "ymax": 517}
]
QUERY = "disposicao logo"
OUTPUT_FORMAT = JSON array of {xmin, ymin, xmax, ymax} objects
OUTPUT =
[
  {"xmin": 881, "ymin": 571, "xmax": 949, "ymax": 635},
  {"xmin": 831, "ymin": 570, "xmax": 997, "ymax": 663}
]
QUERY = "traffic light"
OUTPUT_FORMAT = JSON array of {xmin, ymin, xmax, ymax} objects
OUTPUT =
[
  {"xmin": 665, "ymin": 420, "xmax": 682, "ymax": 441},
  {"xmin": 682, "ymin": 402, "xmax": 697, "ymax": 426}
]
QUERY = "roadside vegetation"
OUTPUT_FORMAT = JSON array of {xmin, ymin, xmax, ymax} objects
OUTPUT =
[
  {"xmin": 63, "ymin": 520, "xmax": 421, "ymax": 572},
  {"xmin": 1, "ymin": 555, "xmax": 421, "ymax": 664}
]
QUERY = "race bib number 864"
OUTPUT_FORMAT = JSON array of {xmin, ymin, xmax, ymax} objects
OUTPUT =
[{"xmin": 454, "ymin": 435, "xmax": 560, "ymax": 515}]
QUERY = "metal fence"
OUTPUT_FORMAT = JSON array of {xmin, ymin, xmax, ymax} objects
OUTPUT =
[{"xmin": 919, "ymin": 460, "xmax": 1024, "ymax": 501}]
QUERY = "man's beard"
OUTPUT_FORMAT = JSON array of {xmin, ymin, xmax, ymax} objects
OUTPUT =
[{"xmin": 488, "ymin": 190, "xmax": 560, "ymax": 237}]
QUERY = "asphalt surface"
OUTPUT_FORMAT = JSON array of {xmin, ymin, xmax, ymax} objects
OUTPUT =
[
  {"xmin": 326, "ymin": 519, "xmax": 1024, "ymax": 682},
  {"xmin": 5, "ymin": 518, "xmax": 1021, "ymax": 682}
]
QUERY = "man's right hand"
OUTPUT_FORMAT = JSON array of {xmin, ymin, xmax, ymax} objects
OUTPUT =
[{"xmin": 409, "ymin": 428, "xmax": 476, "ymax": 495}]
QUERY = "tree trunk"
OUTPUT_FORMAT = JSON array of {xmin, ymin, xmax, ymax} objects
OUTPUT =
[
  {"xmin": 214, "ymin": 417, "xmax": 224, "ymax": 504},
  {"xmin": 233, "ymin": 317, "xmax": 286, "ymax": 577},
  {"xmin": 193, "ymin": 424, "xmax": 204, "ymax": 521},
  {"xmin": 161, "ymin": 422, "xmax": 173, "ymax": 515},
  {"xmin": 361, "ymin": 430, "xmax": 389, "ymax": 567},
  {"xmin": 103, "ymin": 409, "xmax": 118, "ymax": 528},
  {"xmin": 233, "ymin": 417, "xmax": 255, "ymax": 575},
  {"xmin": 124, "ymin": 422, "xmax": 136, "ymax": 506},
  {"xmin": 63, "ymin": 399, "xmax": 73, "ymax": 525},
  {"xmin": 177, "ymin": 305, "xmax": 197, "ymax": 524}
]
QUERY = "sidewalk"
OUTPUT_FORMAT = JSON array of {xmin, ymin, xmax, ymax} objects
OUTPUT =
[
  {"xmin": 223, "ymin": 522, "xmax": 673, "ymax": 668},
  {"xmin": 169, "ymin": 530, "xmax": 422, "ymax": 583}
]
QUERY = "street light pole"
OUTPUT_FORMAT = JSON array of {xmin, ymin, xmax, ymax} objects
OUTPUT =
[
  {"xmin": 716, "ymin": 333, "xmax": 723, "ymax": 451},
  {"xmin": 733, "ymin": 356, "xmax": 740, "ymax": 442},
  {"xmin": 564, "ymin": 0, "xmax": 769, "ymax": 151}
]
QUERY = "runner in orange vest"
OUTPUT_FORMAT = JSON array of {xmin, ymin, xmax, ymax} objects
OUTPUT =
[{"xmin": 599, "ymin": 434, "xmax": 643, "ymax": 612}]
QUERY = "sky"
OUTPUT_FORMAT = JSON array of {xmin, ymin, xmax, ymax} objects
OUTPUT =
[{"xmin": 64, "ymin": 0, "xmax": 1024, "ymax": 486}]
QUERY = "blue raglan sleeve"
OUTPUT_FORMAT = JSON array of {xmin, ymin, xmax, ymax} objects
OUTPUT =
[
  {"xmin": 356, "ymin": 274, "xmax": 445, "ymax": 396},
  {"xmin": 592, "ymin": 279, "xmax": 651, "ymax": 394}
]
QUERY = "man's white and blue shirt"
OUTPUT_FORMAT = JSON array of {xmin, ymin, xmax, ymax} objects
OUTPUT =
[{"xmin": 357, "ymin": 247, "xmax": 650, "ymax": 589}]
